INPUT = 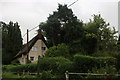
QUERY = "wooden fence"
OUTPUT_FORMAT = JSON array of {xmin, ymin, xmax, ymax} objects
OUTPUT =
[
  {"xmin": 65, "ymin": 71, "xmax": 120, "ymax": 80},
  {"xmin": 8, "ymin": 71, "xmax": 42, "ymax": 76}
]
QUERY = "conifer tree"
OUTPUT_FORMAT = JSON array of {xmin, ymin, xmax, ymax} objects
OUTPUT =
[{"xmin": 2, "ymin": 21, "xmax": 23, "ymax": 64}]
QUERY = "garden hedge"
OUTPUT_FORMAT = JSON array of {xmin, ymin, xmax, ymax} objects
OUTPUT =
[
  {"xmin": 38, "ymin": 57, "xmax": 73, "ymax": 74},
  {"xmin": 73, "ymin": 54, "xmax": 116, "ymax": 73},
  {"xmin": 3, "ymin": 63, "xmax": 37, "ymax": 72}
]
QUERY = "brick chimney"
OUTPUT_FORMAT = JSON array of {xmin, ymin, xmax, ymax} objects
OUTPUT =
[{"xmin": 37, "ymin": 29, "xmax": 42, "ymax": 39}]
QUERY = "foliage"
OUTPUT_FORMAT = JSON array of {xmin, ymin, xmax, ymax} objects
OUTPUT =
[
  {"xmin": 84, "ymin": 65, "xmax": 118, "ymax": 80},
  {"xmin": 41, "ymin": 70, "xmax": 54, "ymax": 80},
  {"xmin": 68, "ymin": 40, "xmax": 83, "ymax": 55},
  {"xmin": 2, "ymin": 72, "xmax": 20, "ymax": 78},
  {"xmin": 2, "ymin": 72, "xmax": 38, "ymax": 79},
  {"xmin": 40, "ymin": 4, "xmax": 83, "ymax": 46},
  {"xmin": 2, "ymin": 65, "xmax": 16, "ymax": 72},
  {"xmin": 91, "ymin": 65, "xmax": 117, "ymax": 74},
  {"xmin": 81, "ymin": 35, "xmax": 97, "ymax": 55},
  {"xmin": 92, "ymin": 50, "xmax": 119, "ymax": 57},
  {"xmin": 3, "ymin": 63, "xmax": 37, "ymax": 72},
  {"xmin": 11, "ymin": 59, "xmax": 20, "ymax": 65},
  {"xmin": 82, "ymin": 14, "xmax": 118, "ymax": 54},
  {"xmin": 45, "ymin": 43, "xmax": 70, "ymax": 58},
  {"xmin": 19, "ymin": 74, "xmax": 38, "ymax": 79},
  {"xmin": 37, "ymin": 57, "xmax": 73, "ymax": 74},
  {"xmin": 2, "ymin": 21, "xmax": 23, "ymax": 64},
  {"xmin": 94, "ymin": 14, "xmax": 117, "ymax": 51},
  {"xmin": 42, "ymin": 8, "xmax": 118, "ymax": 55},
  {"xmin": 73, "ymin": 54, "xmax": 116, "ymax": 73},
  {"xmin": 1, "ymin": 3, "xmax": 120, "ymax": 79}
]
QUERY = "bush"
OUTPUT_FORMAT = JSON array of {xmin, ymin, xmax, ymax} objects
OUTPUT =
[
  {"xmin": 3, "ymin": 63, "xmax": 37, "ymax": 72},
  {"xmin": 11, "ymin": 59, "xmax": 20, "ymax": 65},
  {"xmin": 73, "ymin": 54, "xmax": 116, "ymax": 73},
  {"xmin": 45, "ymin": 43, "xmax": 70, "ymax": 58},
  {"xmin": 20, "ymin": 74, "xmax": 38, "ymax": 79},
  {"xmin": 2, "ymin": 72, "xmax": 20, "ymax": 78},
  {"xmin": 2, "ymin": 72, "xmax": 38, "ymax": 79},
  {"xmin": 41, "ymin": 71, "xmax": 54, "ymax": 80},
  {"xmin": 2, "ymin": 65, "xmax": 16, "ymax": 72},
  {"xmin": 38, "ymin": 57, "xmax": 73, "ymax": 74},
  {"xmin": 91, "ymin": 65, "xmax": 117, "ymax": 74}
]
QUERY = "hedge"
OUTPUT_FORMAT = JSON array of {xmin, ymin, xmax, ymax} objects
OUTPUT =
[
  {"xmin": 3, "ymin": 63, "xmax": 38, "ymax": 72},
  {"xmin": 38, "ymin": 57, "xmax": 73, "ymax": 74},
  {"xmin": 73, "ymin": 54, "xmax": 116, "ymax": 73},
  {"xmin": 2, "ymin": 72, "xmax": 38, "ymax": 79},
  {"xmin": 3, "ymin": 57, "xmax": 73, "ymax": 74},
  {"xmin": 45, "ymin": 43, "xmax": 70, "ymax": 59}
]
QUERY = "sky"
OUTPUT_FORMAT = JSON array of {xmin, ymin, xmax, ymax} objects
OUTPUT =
[{"xmin": 0, "ymin": 0, "xmax": 119, "ymax": 43}]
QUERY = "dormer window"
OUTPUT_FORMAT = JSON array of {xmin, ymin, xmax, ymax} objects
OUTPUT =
[{"xmin": 31, "ymin": 46, "xmax": 37, "ymax": 51}]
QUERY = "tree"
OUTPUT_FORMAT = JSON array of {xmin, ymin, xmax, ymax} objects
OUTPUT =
[
  {"xmin": 40, "ymin": 4, "xmax": 83, "ymax": 46},
  {"xmin": 40, "ymin": 4, "xmax": 117, "ymax": 55},
  {"xmin": 82, "ymin": 14, "xmax": 118, "ymax": 54},
  {"xmin": 2, "ymin": 21, "xmax": 23, "ymax": 64},
  {"xmin": 93, "ymin": 14, "xmax": 118, "ymax": 51}
]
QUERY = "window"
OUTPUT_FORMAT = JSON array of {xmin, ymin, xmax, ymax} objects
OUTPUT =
[
  {"xmin": 30, "ymin": 57, "xmax": 34, "ymax": 61},
  {"xmin": 42, "ymin": 47, "xmax": 46, "ymax": 50},
  {"xmin": 31, "ymin": 46, "xmax": 37, "ymax": 51}
]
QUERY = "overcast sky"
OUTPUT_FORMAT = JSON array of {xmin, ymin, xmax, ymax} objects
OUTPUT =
[{"xmin": 0, "ymin": 0, "xmax": 119, "ymax": 43}]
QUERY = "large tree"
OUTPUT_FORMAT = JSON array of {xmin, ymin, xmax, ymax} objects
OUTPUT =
[
  {"xmin": 1, "ymin": 21, "xmax": 23, "ymax": 64},
  {"xmin": 40, "ymin": 4, "xmax": 118, "ymax": 55},
  {"xmin": 82, "ymin": 14, "xmax": 118, "ymax": 54},
  {"xmin": 40, "ymin": 4, "xmax": 83, "ymax": 46}
]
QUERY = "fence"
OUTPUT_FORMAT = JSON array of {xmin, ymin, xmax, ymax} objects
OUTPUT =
[
  {"xmin": 65, "ymin": 71, "xmax": 120, "ymax": 80},
  {"xmin": 8, "ymin": 71, "xmax": 42, "ymax": 76}
]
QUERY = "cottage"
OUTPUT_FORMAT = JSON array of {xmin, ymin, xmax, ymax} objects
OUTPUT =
[{"xmin": 14, "ymin": 29, "xmax": 48, "ymax": 64}]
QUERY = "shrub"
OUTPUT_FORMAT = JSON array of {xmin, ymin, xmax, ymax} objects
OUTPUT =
[
  {"xmin": 2, "ymin": 72, "xmax": 38, "ymax": 79},
  {"xmin": 38, "ymin": 57, "xmax": 73, "ymax": 74},
  {"xmin": 20, "ymin": 74, "xmax": 38, "ymax": 79},
  {"xmin": 41, "ymin": 71, "xmax": 54, "ymax": 80},
  {"xmin": 73, "ymin": 54, "xmax": 116, "ymax": 73},
  {"xmin": 3, "ymin": 63, "xmax": 37, "ymax": 72},
  {"xmin": 11, "ymin": 59, "xmax": 20, "ymax": 65},
  {"xmin": 2, "ymin": 65, "xmax": 16, "ymax": 72},
  {"xmin": 86, "ymin": 66, "xmax": 119, "ymax": 80},
  {"xmin": 91, "ymin": 65, "xmax": 117, "ymax": 74},
  {"xmin": 45, "ymin": 43, "xmax": 70, "ymax": 58},
  {"xmin": 2, "ymin": 72, "xmax": 20, "ymax": 78}
]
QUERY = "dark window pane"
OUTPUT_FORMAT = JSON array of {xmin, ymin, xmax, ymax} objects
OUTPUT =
[
  {"xmin": 30, "ymin": 57, "xmax": 34, "ymax": 61},
  {"xmin": 42, "ymin": 47, "xmax": 46, "ymax": 50}
]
